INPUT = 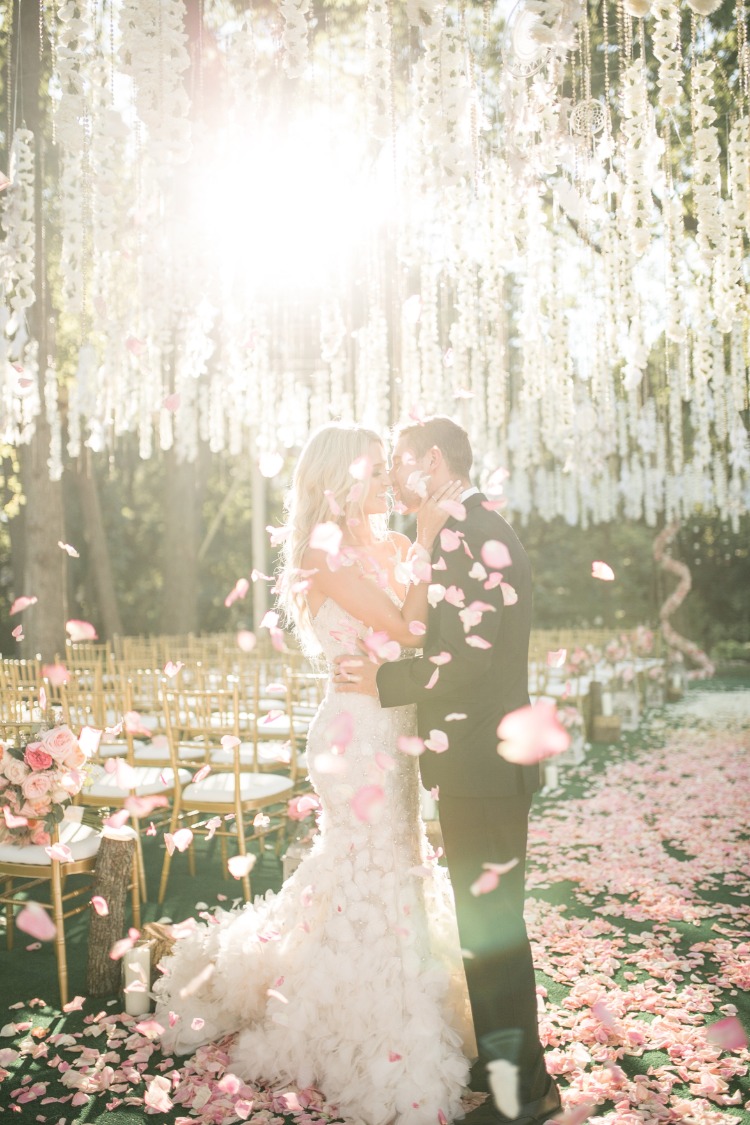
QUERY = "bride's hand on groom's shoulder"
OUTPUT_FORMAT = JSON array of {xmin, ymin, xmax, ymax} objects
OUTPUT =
[{"xmin": 332, "ymin": 651, "xmax": 380, "ymax": 697}]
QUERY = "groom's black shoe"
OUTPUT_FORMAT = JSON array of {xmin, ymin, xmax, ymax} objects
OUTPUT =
[{"xmin": 463, "ymin": 1078, "xmax": 562, "ymax": 1125}]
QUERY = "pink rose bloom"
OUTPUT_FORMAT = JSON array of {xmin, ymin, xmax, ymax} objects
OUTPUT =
[
  {"xmin": 24, "ymin": 744, "xmax": 54, "ymax": 771},
  {"xmin": 61, "ymin": 743, "xmax": 86, "ymax": 770},
  {"xmin": 21, "ymin": 771, "xmax": 53, "ymax": 802},
  {"xmin": 23, "ymin": 797, "xmax": 51, "ymax": 817},
  {"xmin": 41, "ymin": 727, "xmax": 78, "ymax": 762},
  {"xmin": 3, "ymin": 756, "xmax": 30, "ymax": 785},
  {"xmin": 0, "ymin": 776, "xmax": 8, "ymax": 791},
  {"xmin": 30, "ymin": 825, "xmax": 51, "ymax": 846}
]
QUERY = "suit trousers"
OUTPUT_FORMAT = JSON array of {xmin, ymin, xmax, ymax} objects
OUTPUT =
[{"xmin": 437, "ymin": 792, "xmax": 548, "ymax": 1105}]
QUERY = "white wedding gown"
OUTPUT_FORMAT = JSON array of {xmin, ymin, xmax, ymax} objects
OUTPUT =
[{"xmin": 153, "ymin": 595, "xmax": 473, "ymax": 1125}]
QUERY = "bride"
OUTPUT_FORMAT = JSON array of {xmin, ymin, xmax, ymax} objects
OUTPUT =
[{"xmin": 153, "ymin": 423, "xmax": 474, "ymax": 1125}]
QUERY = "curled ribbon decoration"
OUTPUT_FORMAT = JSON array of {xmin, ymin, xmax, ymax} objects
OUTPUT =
[{"xmin": 653, "ymin": 522, "xmax": 715, "ymax": 680}]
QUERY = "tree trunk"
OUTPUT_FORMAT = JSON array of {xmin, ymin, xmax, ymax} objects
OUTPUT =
[
  {"xmin": 86, "ymin": 834, "xmax": 136, "ymax": 997},
  {"xmin": 161, "ymin": 451, "xmax": 200, "ymax": 635},
  {"xmin": 19, "ymin": 421, "xmax": 67, "ymax": 661},
  {"xmin": 77, "ymin": 458, "xmax": 123, "ymax": 639},
  {"xmin": 13, "ymin": 0, "xmax": 67, "ymax": 663}
]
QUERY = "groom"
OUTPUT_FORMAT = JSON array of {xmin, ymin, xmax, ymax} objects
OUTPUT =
[{"xmin": 335, "ymin": 416, "xmax": 560, "ymax": 1125}]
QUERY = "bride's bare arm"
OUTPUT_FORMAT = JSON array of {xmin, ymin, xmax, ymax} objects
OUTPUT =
[{"xmin": 303, "ymin": 481, "xmax": 463, "ymax": 648}]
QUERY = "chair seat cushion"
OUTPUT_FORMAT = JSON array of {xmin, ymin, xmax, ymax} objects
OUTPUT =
[
  {"xmin": 182, "ymin": 771, "xmax": 294, "ymax": 804},
  {"xmin": 83, "ymin": 767, "xmax": 192, "ymax": 799},
  {"xmin": 0, "ymin": 821, "xmax": 100, "ymax": 865}
]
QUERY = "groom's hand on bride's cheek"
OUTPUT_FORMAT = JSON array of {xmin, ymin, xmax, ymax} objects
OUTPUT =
[{"xmin": 333, "ymin": 655, "xmax": 379, "ymax": 697}]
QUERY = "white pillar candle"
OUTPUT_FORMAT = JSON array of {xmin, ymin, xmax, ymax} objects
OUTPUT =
[
  {"xmin": 123, "ymin": 944, "xmax": 152, "ymax": 1016},
  {"xmin": 601, "ymin": 691, "xmax": 613, "ymax": 717},
  {"xmin": 543, "ymin": 763, "xmax": 559, "ymax": 791}
]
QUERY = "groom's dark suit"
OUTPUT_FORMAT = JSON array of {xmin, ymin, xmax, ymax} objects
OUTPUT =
[{"xmin": 376, "ymin": 492, "xmax": 548, "ymax": 1105}]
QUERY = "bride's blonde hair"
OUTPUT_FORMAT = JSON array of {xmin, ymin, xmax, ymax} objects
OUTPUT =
[{"xmin": 277, "ymin": 422, "xmax": 386, "ymax": 646}]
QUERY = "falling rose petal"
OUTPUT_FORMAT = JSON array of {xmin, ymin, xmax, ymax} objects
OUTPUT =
[
  {"xmin": 497, "ymin": 701, "xmax": 571, "ymax": 765},
  {"xmin": 348, "ymin": 455, "xmax": 372, "ymax": 480},
  {"xmin": 439, "ymin": 528, "xmax": 463, "ymax": 552},
  {"xmin": 62, "ymin": 995, "xmax": 86, "ymax": 1013},
  {"xmin": 65, "ymin": 618, "xmax": 98, "ymax": 642},
  {"xmin": 167, "ymin": 828, "xmax": 193, "ymax": 854},
  {"xmin": 78, "ymin": 724, "xmax": 102, "ymax": 756},
  {"xmin": 364, "ymin": 631, "xmax": 401, "ymax": 662},
  {"xmin": 11, "ymin": 624, "xmax": 23, "ymax": 640},
  {"xmin": 260, "ymin": 609, "xmax": 279, "ymax": 629},
  {"xmin": 162, "ymin": 392, "xmax": 181, "ymax": 411},
  {"xmin": 487, "ymin": 1059, "xmax": 520, "ymax": 1119},
  {"xmin": 425, "ymin": 668, "xmax": 440, "ymax": 690},
  {"xmin": 39, "ymin": 685, "xmax": 47, "ymax": 710},
  {"xmin": 227, "ymin": 853, "xmax": 257, "ymax": 879},
  {"xmin": 326, "ymin": 710, "xmax": 354, "ymax": 751},
  {"xmin": 124, "ymin": 793, "xmax": 169, "ymax": 817},
  {"xmin": 500, "ymin": 582, "xmax": 518, "ymax": 606},
  {"xmin": 445, "ymin": 712, "xmax": 467, "ymax": 721},
  {"xmin": 287, "ymin": 794, "xmax": 320, "ymax": 820},
  {"xmin": 483, "ymin": 858, "xmax": 519, "ymax": 876},
  {"xmin": 591, "ymin": 560, "xmax": 615, "ymax": 581},
  {"xmin": 3, "ymin": 806, "xmax": 29, "ymax": 828},
  {"xmin": 351, "ymin": 784, "xmax": 385, "ymax": 824},
  {"xmin": 110, "ymin": 933, "xmax": 137, "ymax": 960},
  {"xmin": 45, "ymin": 843, "xmax": 74, "ymax": 863},
  {"xmin": 163, "ymin": 660, "xmax": 184, "ymax": 678},
  {"xmin": 91, "ymin": 896, "xmax": 109, "ymax": 917},
  {"xmin": 324, "ymin": 489, "xmax": 342, "ymax": 516},
  {"xmin": 483, "ymin": 572, "xmax": 504, "ymax": 591},
  {"xmin": 17, "ymin": 902, "xmax": 56, "ymax": 942},
  {"xmin": 444, "ymin": 585, "xmax": 465, "ymax": 607},
  {"xmin": 438, "ymin": 1111, "xmax": 448, "ymax": 1125},
  {"xmin": 547, "ymin": 649, "xmax": 567, "ymax": 669},
  {"xmin": 192, "ymin": 764, "xmax": 212, "ymax": 784},
  {"xmin": 408, "ymin": 620, "xmax": 427, "ymax": 636},
  {"xmin": 439, "ymin": 498, "xmax": 467, "ymax": 521},
  {"xmin": 104, "ymin": 809, "xmax": 131, "ymax": 829},
  {"xmin": 124, "ymin": 710, "xmax": 152, "ymax": 736},
  {"xmin": 469, "ymin": 561, "xmax": 488, "ymax": 581},
  {"xmin": 10, "ymin": 595, "xmax": 37, "ymax": 615},
  {"xmin": 375, "ymin": 751, "xmax": 396, "ymax": 771},
  {"xmin": 143, "ymin": 1075, "xmax": 173, "ymax": 1113},
  {"xmin": 225, "ymin": 577, "xmax": 250, "ymax": 608},
  {"xmin": 389, "ymin": 1051, "xmax": 403, "ymax": 1062},
  {"xmin": 466, "ymin": 635, "xmax": 492, "ymax": 649},
  {"xmin": 424, "ymin": 729, "xmax": 449, "ymax": 753},
  {"xmin": 259, "ymin": 451, "xmax": 284, "ymax": 478},
  {"xmin": 125, "ymin": 335, "xmax": 146, "ymax": 356},
  {"xmin": 706, "ymin": 1016, "xmax": 747, "ymax": 1050},
  {"xmin": 267, "ymin": 988, "xmax": 289, "ymax": 1004},
  {"xmin": 57, "ymin": 541, "xmax": 80, "ymax": 557},
  {"xmin": 262, "ymin": 708, "xmax": 285, "ymax": 725},
  {"xmin": 427, "ymin": 584, "xmax": 446, "ymax": 608},
  {"xmin": 310, "ymin": 521, "xmax": 343, "ymax": 556},
  {"xmin": 481, "ymin": 540, "xmax": 512, "ymax": 570},
  {"xmin": 397, "ymin": 735, "xmax": 426, "ymax": 757},
  {"xmin": 237, "ymin": 629, "xmax": 257, "ymax": 653}
]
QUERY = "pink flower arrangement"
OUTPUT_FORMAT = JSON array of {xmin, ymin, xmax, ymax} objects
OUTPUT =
[{"xmin": 0, "ymin": 725, "xmax": 89, "ymax": 848}]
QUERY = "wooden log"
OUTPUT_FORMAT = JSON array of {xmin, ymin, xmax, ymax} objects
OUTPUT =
[{"xmin": 86, "ymin": 833, "xmax": 136, "ymax": 997}]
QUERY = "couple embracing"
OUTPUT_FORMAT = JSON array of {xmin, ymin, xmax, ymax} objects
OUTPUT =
[{"xmin": 154, "ymin": 416, "xmax": 561, "ymax": 1125}]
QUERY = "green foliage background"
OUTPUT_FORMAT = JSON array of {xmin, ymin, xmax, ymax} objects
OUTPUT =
[{"xmin": 2, "ymin": 445, "xmax": 749, "ymax": 660}]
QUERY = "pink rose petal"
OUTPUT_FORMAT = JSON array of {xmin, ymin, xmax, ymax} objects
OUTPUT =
[
  {"xmin": 91, "ymin": 896, "xmax": 109, "ymax": 917},
  {"xmin": 591, "ymin": 560, "xmax": 615, "ymax": 581},
  {"xmin": 481, "ymin": 540, "xmax": 512, "ymax": 570},
  {"xmin": 497, "ymin": 701, "xmax": 571, "ymax": 764},
  {"xmin": 65, "ymin": 619, "xmax": 98, "ymax": 642},
  {"xmin": 310, "ymin": 521, "xmax": 343, "ymax": 556},
  {"xmin": 17, "ymin": 902, "xmax": 56, "ymax": 942},
  {"xmin": 10, "ymin": 595, "xmax": 37, "ymax": 615},
  {"xmin": 397, "ymin": 735, "xmax": 426, "ymax": 757},
  {"xmin": 351, "ymin": 784, "xmax": 385, "ymax": 823},
  {"xmin": 227, "ymin": 853, "xmax": 257, "ymax": 879}
]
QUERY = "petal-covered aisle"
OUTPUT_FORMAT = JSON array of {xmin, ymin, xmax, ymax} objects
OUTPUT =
[
  {"xmin": 528, "ymin": 689, "xmax": 750, "ymax": 1125},
  {"xmin": 0, "ymin": 689, "xmax": 748, "ymax": 1125}
]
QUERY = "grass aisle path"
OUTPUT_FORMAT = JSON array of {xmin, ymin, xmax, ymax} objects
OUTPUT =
[{"xmin": 0, "ymin": 685, "xmax": 748, "ymax": 1124}]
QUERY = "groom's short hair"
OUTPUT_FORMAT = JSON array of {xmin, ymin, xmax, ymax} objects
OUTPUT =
[{"xmin": 394, "ymin": 415, "xmax": 473, "ymax": 478}]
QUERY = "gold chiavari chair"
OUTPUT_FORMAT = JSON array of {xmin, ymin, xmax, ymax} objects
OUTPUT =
[{"xmin": 157, "ymin": 683, "xmax": 295, "ymax": 903}]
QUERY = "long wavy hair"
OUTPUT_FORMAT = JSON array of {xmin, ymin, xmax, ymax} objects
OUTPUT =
[{"xmin": 277, "ymin": 423, "xmax": 386, "ymax": 649}]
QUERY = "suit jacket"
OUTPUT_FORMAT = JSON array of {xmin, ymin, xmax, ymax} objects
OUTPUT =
[{"xmin": 377, "ymin": 493, "xmax": 541, "ymax": 798}]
